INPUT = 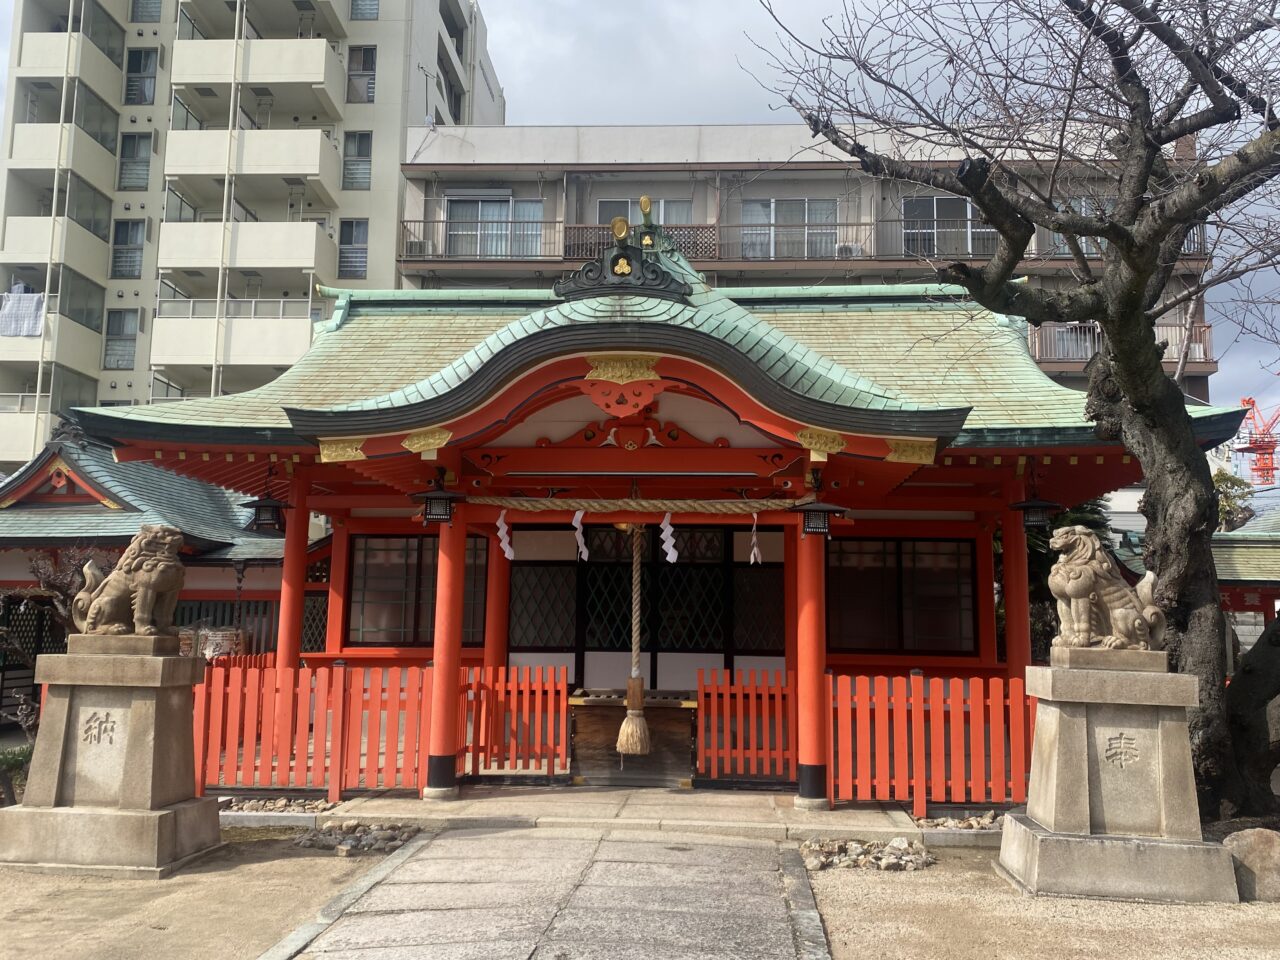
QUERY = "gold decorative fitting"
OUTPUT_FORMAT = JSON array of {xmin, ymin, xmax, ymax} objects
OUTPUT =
[
  {"xmin": 613, "ymin": 256, "xmax": 632, "ymax": 276},
  {"xmin": 318, "ymin": 438, "xmax": 367, "ymax": 463},
  {"xmin": 100, "ymin": 498, "xmax": 122, "ymax": 510},
  {"xmin": 885, "ymin": 438, "xmax": 938, "ymax": 465},
  {"xmin": 586, "ymin": 356, "xmax": 659, "ymax": 385},
  {"xmin": 796, "ymin": 429, "xmax": 846, "ymax": 455},
  {"xmin": 638, "ymin": 196, "xmax": 652, "ymax": 216},
  {"xmin": 0, "ymin": 498, "xmax": 15, "ymax": 509},
  {"xmin": 641, "ymin": 234, "xmax": 654, "ymax": 247},
  {"xmin": 610, "ymin": 216, "xmax": 629, "ymax": 241},
  {"xmin": 402, "ymin": 427, "xmax": 452, "ymax": 459}
]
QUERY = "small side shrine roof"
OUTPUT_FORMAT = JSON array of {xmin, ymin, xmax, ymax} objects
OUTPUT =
[
  {"xmin": 0, "ymin": 428, "xmax": 285, "ymax": 559},
  {"xmin": 71, "ymin": 243, "xmax": 1242, "ymax": 452},
  {"xmin": 1118, "ymin": 511, "xmax": 1280, "ymax": 587}
]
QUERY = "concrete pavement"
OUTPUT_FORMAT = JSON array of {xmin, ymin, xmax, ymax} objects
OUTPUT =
[{"xmin": 277, "ymin": 825, "xmax": 830, "ymax": 960}]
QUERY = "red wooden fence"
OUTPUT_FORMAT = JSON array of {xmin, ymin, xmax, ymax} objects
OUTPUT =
[
  {"xmin": 459, "ymin": 666, "xmax": 571, "ymax": 777},
  {"xmin": 826, "ymin": 674, "xmax": 1036, "ymax": 817},
  {"xmin": 193, "ymin": 663, "xmax": 569, "ymax": 799},
  {"xmin": 696, "ymin": 670, "xmax": 797, "ymax": 781}
]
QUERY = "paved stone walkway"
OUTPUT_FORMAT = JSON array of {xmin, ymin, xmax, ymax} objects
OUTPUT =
[
  {"xmin": 287, "ymin": 826, "xmax": 829, "ymax": 960},
  {"xmin": 315, "ymin": 785, "xmax": 918, "ymax": 843}
]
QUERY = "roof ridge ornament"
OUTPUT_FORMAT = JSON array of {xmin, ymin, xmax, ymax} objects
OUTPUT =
[{"xmin": 553, "ymin": 197, "xmax": 693, "ymax": 304}]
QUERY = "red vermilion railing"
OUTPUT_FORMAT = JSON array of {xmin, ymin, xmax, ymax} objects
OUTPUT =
[
  {"xmin": 826, "ymin": 674, "xmax": 1037, "ymax": 816},
  {"xmin": 192, "ymin": 663, "xmax": 570, "ymax": 800},
  {"xmin": 696, "ymin": 670, "xmax": 797, "ymax": 781},
  {"xmin": 459, "ymin": 666, "xmax": 572, "ymax": 777}
]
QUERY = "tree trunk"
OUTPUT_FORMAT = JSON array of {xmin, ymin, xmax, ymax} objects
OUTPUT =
[
  {"xmin": 1086, "ymin": 348, "xmax": 1261, "ymax": 815},
  {"xmin": 1226, "ymin": 620, "xmax": 1280, "ymax": 814}
]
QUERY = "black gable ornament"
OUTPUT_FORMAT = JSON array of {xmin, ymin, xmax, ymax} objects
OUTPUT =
[{"xmin": 553, "ymin": 197, "xmax": 692, "ymax": 304}]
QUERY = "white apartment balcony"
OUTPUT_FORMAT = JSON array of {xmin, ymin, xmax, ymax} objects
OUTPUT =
[
  {"xmin": 8, "ymin": 122, "xmax": 117, "ymax": 197},
  {"xmin": 0, "ymin": 396, "xmax": 50, "ymax": 466},
  {"xmin": 159, "ymin": 220, "xmax": 335, "ymax": 273},
  {"xmin": 165, "ymin": 128, "xmax": 342, "ymax": 206},
  {"xmin": 171, "ymin": 38, "xmax": 346, "ymax": 121},
  {"xmin": 152, "ymin": 298, "xmax": 313, "ymax": 371},
  {"xmin": 15, "ymin": 32, "xmax": 122, "ymax": 105},
  {"xmin": 0, "ymin": 216, "xmax": 110, "ymax": 287},
  {"xmin": 1028, "ymin": 320, "xmax": 1216, "ymax": 374},
  {"xmin": 180, "ymin": 0, "xmax": 350, "ymax": 39}
]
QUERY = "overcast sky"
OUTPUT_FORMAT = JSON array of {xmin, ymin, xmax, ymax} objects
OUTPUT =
[{"xmin": 1, "ymin": 0, "xmax": 1277, "ymax": 418}]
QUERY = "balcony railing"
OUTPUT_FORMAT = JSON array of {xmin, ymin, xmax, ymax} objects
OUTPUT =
[
  {"xmin": 1028, "ymin": 321, "xmax": 1213, "ymax": 363},
  {"xmin": 0, "ymin": 393, "xmax": 50, "ymax": 413},
  {"xmin": 156, "ymin": 298, "xmax": 316, "ymax": 320},
  {"xmin": 402, "ymin": 218, "xmax": 1171, "ymax": 263}
]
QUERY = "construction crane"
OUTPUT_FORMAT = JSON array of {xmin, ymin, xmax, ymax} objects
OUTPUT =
[{"xmin": 1237, "ymin": 397, "xmax": 1280, "ymax": 485}]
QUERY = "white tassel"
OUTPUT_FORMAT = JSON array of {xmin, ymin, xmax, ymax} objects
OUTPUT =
[
  {"xmin": 572, "ymin": 509, "xmax": 589, "ymax": 561},
  {"xmin": 660, "ymin": 512, "xmax": 678, "ymax": 563},
  {"xmin": 749, "ymin": 512, "xmax": 762, "ymax": 565},
  {"xmin": 496, "ymin": 509, "xmax": 515, "ymax": 560}
]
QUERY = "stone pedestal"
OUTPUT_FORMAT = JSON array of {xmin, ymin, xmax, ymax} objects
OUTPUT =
[
  {"xmin": 0, "ymin": 635, "xmax": 221, "ymax": 878},
  {"xmin": 997, "ymin": 649, "xmax": 1238, "ymax": 903}
]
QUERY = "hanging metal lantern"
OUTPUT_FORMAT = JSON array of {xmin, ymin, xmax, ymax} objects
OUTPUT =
[
  {"xmin": 1010, "ymin": 496, "xmax": 1062, "ymax": 530},
  {"xmin": 241, "ymin": 467, "xmax": 290, "ymax": 533},
  {"xmin": 791, "ymin": 500, "xmax": 846, "ymax": 535},
  {"xmin": 412, "ymin": 469, "xmax": 465, "ymax": 525}
]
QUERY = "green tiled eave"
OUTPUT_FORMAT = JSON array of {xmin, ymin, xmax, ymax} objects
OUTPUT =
[{"xmin": 72, "ymin": 258, "xmax": 1238, "ymax": 450}]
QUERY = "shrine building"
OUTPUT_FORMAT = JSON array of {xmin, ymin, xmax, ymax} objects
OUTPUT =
[{"xmin": 71, "ymin": 216, "xmax": 1241, "ymax": 802}]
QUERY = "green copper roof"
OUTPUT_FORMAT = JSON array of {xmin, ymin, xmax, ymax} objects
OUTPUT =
[
  {"xmin": 73, "ymin": 251, "xmax": 1241, "ymax": 451},
  {"xmin": 0, "ymin": 436, "xmax": 285, "ymax": 559},
  {"xmin": 1118, "ymin": 520, "xmax": 1280, "ymax": 586}
]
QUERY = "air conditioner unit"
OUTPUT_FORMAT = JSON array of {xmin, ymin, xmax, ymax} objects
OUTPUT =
[
  {"xmin": 836, "ymin": 243, "xmax": 863, "ymax": 259},
  {"xmin": 402, "ymin": 240, "xmax": 428, "ymax": 258}
]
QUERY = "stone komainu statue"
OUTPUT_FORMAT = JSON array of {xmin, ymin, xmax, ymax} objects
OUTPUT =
[
  {"xmin": 1048, "ymin": 525, "xmax": 1166, "ymax": 651},
  {"xmin": 72, "ymin": 524, "xmax": 186, "ymax": 636}
]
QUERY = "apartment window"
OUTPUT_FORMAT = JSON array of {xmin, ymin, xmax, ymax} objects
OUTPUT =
[
  {"xmin": 342, "ymin": 132, "xmax": 372, "ymax": 190},
  {"xmin": 1047, "ymin": 196, "xmax": 1112, "ymax": 259},
  {"xmin": 125, "ymin": 49, "xmax": 158, "ymax": 105},
  {"xmin": 350, "ymin": 0, "xmax": 379, "ymax": 20},
  {"xmin": 741, "ymin": 199, "xmax": 836, "ymax": 259},
  {"xmin": 339, "ymin": 219, "xmax": 369, "ymax": 278},
  {"xmin": 104, "ymin": 309, "xmax": 139, "ymax": 370},
  {"xmin": 164, "ymin": 187, "xmax": 197, "ymax": 223},
  {"xmin": 347, "ymin": 46, "xmax": 377, "ymax": 103},
  {"xmin": 129, "ymin": 0, "xmax": 161, "ymax": 22},
  {"xmin": 445, "ymin": 198, "xmax": 544, "ymax": 257},
  {"xmin": 597, "ymin": 199, "xmax": 692, "ymax": 226},
  {"xmin": 110, "ymin": 220, "xmax": 145, "ymax": 279},
  {"xmin": 57, "ymin": 267, "xmax": 106, "ymax": 333},
  {"xmin": 902, "ymin": 196, "xmax": 997, "ymax": 258},
  {"xmin": 118, "ymin": 133, "xmax": 152, "ymax": 190},
  {"xmin": 50, "ymin": 365, "xmax": 100, "ymax": 419},
  {"xmin": 827, "ymin": 539, "xmax": 976, "ymax": 654},
  {"xmin": 73, "ymin": 0, "xmax": 125, "ymax": 69},
  {"xmin": 66, "ymin": 80, "xmax": 119, "ymax": 154},
  {"xmin": 64, "ymin": 174, "xmax": 112, "ymax": 242}
]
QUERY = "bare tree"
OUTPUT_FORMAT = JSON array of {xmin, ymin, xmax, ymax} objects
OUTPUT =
[{"xmin": 760, "ymin": 0, "xmax": 1280, "ymax": 813}]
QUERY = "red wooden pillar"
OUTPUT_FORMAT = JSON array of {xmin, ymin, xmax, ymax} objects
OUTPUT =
[
  {"xmin": 795, "ymin": 525, "xmax": 828, "ymax": 806},
  {"xmin": 425, "ymin": 507, "xmax": 467, "ymax": 798},
  {"xmin": 784, "ymin": 524, "xmax": 799, "ymax": 679},
  {"xmin": 483, "ymin": 533, "xmax": 510, "ymax": 671},
  {"xmin": 324, "ymin": 517, "xmax": 350, "ymax": 654},
  {"xmin": 276, "ymin": 470, "xmax": 310, "ymax": 670},
  {"xmin": 1002, "ymin": 480, "xmax": 1032, "ymax": 676}
]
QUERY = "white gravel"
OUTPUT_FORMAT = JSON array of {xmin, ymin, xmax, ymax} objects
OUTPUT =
[{"xmin": 812, "ymin": 848, "xmax": 1280, "ymax": 960}]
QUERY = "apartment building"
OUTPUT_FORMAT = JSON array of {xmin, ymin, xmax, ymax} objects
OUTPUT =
[
  {"xmin": 0, "ymin": 0, "xmax": 505, "ymax": 472},
  {"xmin": 396, "ymin": 123, "xmax": 1216, "ymax": 400}
]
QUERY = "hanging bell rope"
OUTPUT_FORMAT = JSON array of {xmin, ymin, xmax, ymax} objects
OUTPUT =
[
  {"xmin": 467, "ymin": 495, "xmax": 813, "ymax": 514},
  {"xmin": 616, "ymin": 524, "xmax": 650, "ymax": 757}
]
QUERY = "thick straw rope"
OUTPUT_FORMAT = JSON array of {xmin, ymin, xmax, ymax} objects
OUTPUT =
[
  {"xmin": 630, "ymin": 524, "xmax": 643, "ymax": 681},
  {"xmin": 467, "ymin": 495, "xmax": 814, "ymax": 514}
]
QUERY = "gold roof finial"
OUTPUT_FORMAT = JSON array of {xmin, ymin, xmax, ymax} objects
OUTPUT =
[
  {"xmin": 610, "ymin": 215, "xmax": 629, "ymax": 243},
  {"xmin": 639, "ymin": 195, "xmax": 653, "ymax": 226}
]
